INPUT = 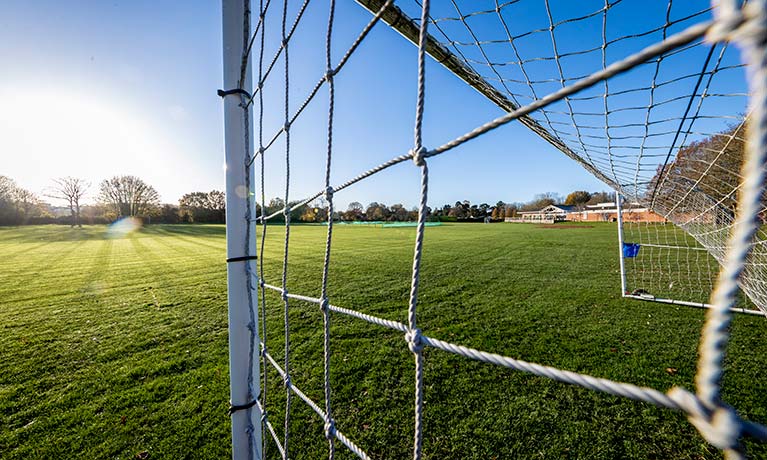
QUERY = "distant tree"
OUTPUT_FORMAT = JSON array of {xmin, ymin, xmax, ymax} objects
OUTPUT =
[
  {"xmin": 521, "ymin": 193, "xmax": 559, "ymax": 211},
  {"xmin": 504, "ymin": 204, "xmax": 517, "ymax": 218},
  {"xmin": 366, "ymin": 202, "xmax": 389, "ymax": 221},
  {"xmin": 46, "ymin": 177, "xmax": 89, "ymax": 227},
  {"xmin": 179, "ymin": 190, "xmax": 226, "ymax": 223},
  {"xmin": 156, "ymin": 204, "xmax": 181, "ymax": 224},
  {"xmin": 208, "ymin": 190, "xmax": 226, "ymax": 222},
  {"xmin": 564, "ymin": 190, "xmax": 591, "ymax": 208},
  {"xmin": 648, "ymin": 123, "xmax": 746, "ymax": 218},
  {"xmin": 449, "ymin": 201, "xmax": 469, "ymax": 219},
  {"xmin": 0, "ymin": 176, "xmax": 47, "ymax": 225},
  {"xmin": 490, "ymin": 201, "xmax": 506, "ymax": 220},
  {"xmin": 268, "ymin": 197, "xmax": 285, "ymax": 215},
  {"xmin": 586, "ymin": 191, "xmax": 614, "ymax": 205},
  {"xmin": 344, "ymin": 201, "xmax": 364, "ymax": 221},
  {"xmin": 299, "ymin": 207, "xmax": 318, "ymax": 222},
  {"xmin": 298, "ymin": 198, "xmax": 328, "ymax": 223},
  {"xmin": 0, "ymin": 176, "xmax": 16, "ymax": 224},
  {"xmin": 390, "ymin": 203, "xmax": 409, "ymax": 221},
  {"xmin": 98, "ymin": 175, "xmax": 160, "ymax": 219},
  {"xmin": 13, "ymin": 188, "xmax": 42, "ymax": 223}
]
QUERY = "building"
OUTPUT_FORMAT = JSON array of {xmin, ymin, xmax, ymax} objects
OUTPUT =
[
  {"xmin": 506, "ymin": 202, "xmax": 667, "ymax": 223},
  {"xmin": 569, "ymin": 202, "xmax": 667, "ymax": 223},
  {"xmin": 513, "ymin": 204, "xmax": 577, "ymax": 223}
]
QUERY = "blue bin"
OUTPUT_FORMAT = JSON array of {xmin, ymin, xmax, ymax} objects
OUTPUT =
[{"xmin": 622, "ymin": 242, "xmax": 640, "ymax": 258}]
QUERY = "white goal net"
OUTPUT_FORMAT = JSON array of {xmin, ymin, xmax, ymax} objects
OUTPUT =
[{"xmin": 219, "ymin": 0, "xmax": 767, "ymax": 459}]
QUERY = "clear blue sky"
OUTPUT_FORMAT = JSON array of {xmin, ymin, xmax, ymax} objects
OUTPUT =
[{"xmin": 1, "ymin": 1, "xmax": 741, "ymax": 210}]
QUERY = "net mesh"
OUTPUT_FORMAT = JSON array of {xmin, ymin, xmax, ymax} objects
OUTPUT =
[
  {"xmin": 221, "ymin": 0, "xmax": 767, "ymax": 458},
  {"xmin": 384, "ymin": 0, "xmax": 767, "ymax": 314}
]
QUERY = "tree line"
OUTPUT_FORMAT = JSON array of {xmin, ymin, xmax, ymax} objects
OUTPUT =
[
  {"xmin": 0, "ymin": 173, "xmax": 617, "ymax": 226},
  {"xmin": 0, "ymin": 175, "xmax": 227, "ymax": 226}
]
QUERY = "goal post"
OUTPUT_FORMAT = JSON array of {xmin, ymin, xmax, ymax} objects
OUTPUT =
[
  {"xmin": 616, "ymin": 191, "xmax": 765, "ymax": 316},
  {"xmin": 221, "ymin": 0, "xmax": 262, "ymax": 458}
]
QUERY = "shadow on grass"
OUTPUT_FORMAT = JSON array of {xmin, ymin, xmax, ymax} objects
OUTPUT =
[{"xmin": 0, "ymin": 224, "xmax": 227, "ymax": 244}]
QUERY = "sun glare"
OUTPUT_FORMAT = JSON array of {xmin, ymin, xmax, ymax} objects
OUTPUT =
[{"xmin": 0, "ymin": 86, "xmax": 179, "ymax": 201}]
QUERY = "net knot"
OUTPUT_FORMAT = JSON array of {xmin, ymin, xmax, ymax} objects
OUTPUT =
[
  {"xmin": 411, "ymin": 147, "xmax": 427, "ymax": 167},
  {"xmin": 283, "ymin": 375, "xmax": 292, "ymax": 389},
  {"xmin": 324, "ymin": 186, "xmax": 334, "ymax": 200},
  {"xmin": 259, "ymin": 279, "xmax": 266, "ymax": 288},
  {"xmin": 260, "ymin": 411, "xmax": 268, "ymax": 423},
  {"xmin": 284, "ymin": 206, "xmax": 291, "ymax": 217},
  {"xmin": 707, "ymin": 1, "xmax": 767, "ymax": 45},
  {"xmin": 320, "ymin": 297, "xmax": 330, "ymax": 313},
  {"xmin": 281, "ymin": 289, "xmax": 289, "ymax": 301},
  {"xmin": 283, "ymin": 121, "xmax": 291, "ymax": 132},
  {"xmin": 259, "ymin": 344, "xmax": 267, "ymax": 357},
  {"xmin": 325, "ymin": 68, "xmax": 337, "ymax": 82},
  {"xmin": 323, "ymin": 417, "xmax": 337, "ymax": 440},
  {"xmin": 667, "ymin": 387, "xmax": 753, "ymax": 451},
  {"xmin": 405, "ymin": 328, "xmax": 423, "ymax": 353}
]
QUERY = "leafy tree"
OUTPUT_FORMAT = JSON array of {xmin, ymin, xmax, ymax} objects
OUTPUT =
[
  {"xmin": 586, "ymin": 191, "xmax": 614, "ymax": 205},
  {"xmin": 449, "ymin": 201, "xmax": 469, "ymax": 219},
  {"xmin": 98, "ymin": 175, "xmax": 160, "ymax": 219},
  {"xmin": 366, "ymin": 202, "xmax": 388, "ymax": 221},
  {"xmin": 0, "ymin": 176, "xmax": 16, "ymax": 224},
  {"xmin": 299, "ymin": 198, "xmax": 328, "ymax": 223},
  {"xmin": 564, "ymin": 190, "xmax": 591, "ymax": 207},
  {"xmin": 0, "ymin": 176, "xmax": 47, "ymax": 225},
  {"xmin": 156, "ymin": 204, "xmax": 182, "ymax": 224},
  {"xmin": 344, "ymin": 201, "xmax": 364, "ymax": 221},
  {"xmin": 179, "ymin": 190, "xmax": 226, "ymax": 223},
  {"xmin": 390, "ymin": 203, "xmax": 408, "ymax": 221}
]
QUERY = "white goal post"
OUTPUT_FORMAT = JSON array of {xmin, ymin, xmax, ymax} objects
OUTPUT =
[
  {"xmin": 219, "ymin": 1, "xmax": 767, "ymax": 459},
  {"xmin": 221, "ymin": 0, "xmax": 262, "ymax": 458}
]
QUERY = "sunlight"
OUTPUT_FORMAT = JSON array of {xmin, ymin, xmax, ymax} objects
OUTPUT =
[{"xmin": 0, "ymin": 86, "xmax": 180, "ymax": 201}]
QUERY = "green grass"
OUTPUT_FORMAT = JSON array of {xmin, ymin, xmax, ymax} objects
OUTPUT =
[{"xmin": 1, "ymin": 223, "xmax": 765, "ymax": 459}]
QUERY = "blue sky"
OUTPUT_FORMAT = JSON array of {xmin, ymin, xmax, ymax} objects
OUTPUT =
[{"xmin": 1, "ymin": 1, "xmax": 740, "ymax": 210}]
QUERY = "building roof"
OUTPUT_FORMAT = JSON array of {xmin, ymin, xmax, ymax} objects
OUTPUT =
[{"xmin": 520, "ymin": 204, "xmax": 577, "ymax": 214}]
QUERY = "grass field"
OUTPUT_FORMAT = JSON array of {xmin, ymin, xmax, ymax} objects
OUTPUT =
[{"xmin": 1, "ymin": 223, "xmax": 766, "ymax": 459}]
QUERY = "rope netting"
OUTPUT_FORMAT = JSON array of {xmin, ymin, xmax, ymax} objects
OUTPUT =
[
  {"xmin": 220, "ymin": 0, "xmax": 767, "ymax": 458},
  {"xmin": 621, "ymin": 218, "xmax": 762, "ymax": 314},
  {"xmin": 366, "ymin": 0, "xmax": 767, "ymax": 315}
]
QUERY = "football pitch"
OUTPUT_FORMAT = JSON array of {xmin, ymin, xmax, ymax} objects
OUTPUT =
[{"xmin": 1, "ymin": 223, "xmax": 765, "ymax": 459}]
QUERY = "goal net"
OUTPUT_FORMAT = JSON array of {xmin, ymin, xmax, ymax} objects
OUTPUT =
[
  {"xmin": 620, "ymin": 215, "xmax": 764, "ymax": 314},
  {"xmin": 219, "ymin": 0, "xmax": 767, "ymax": 459}
]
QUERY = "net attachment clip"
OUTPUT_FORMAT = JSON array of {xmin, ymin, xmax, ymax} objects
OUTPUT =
[
  {"xmin": 217, "ymin": 88, "xmax": 253, "ymax": 99},
  {"xmin": 226, "ymin": 255, "xmax": 258, "ymax": 263}
]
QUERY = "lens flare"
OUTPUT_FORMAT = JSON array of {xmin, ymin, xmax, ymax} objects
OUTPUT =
[{"xmin": 107, "ymin": 217, "xmax": 142, "ymax": 238}]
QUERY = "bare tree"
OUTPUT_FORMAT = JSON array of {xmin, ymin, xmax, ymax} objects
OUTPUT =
[
  {"xmin": 98, "ymin": 175, "xmax": 160, "ymax": 219},
  {"xmin": 47, "ymin": 177, "xmax": 89, "ymax": 227}
]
